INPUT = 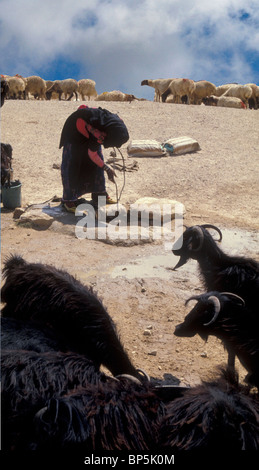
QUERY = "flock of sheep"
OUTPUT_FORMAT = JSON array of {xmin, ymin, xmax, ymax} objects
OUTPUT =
[
  {"xmin": 141, "ymin": 77, "xmax": 259, "ymax": 109},
  {"xmin": 2, "ymin": 73, "xmax": 259, "ymax": 109},
  {"xmin": 1, "ymin": 74, "xmax": 139, "ymax": 103}
]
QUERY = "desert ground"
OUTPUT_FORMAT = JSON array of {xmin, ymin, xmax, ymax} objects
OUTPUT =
[{"xmin": 1, "ymin": 98, "xmax": 259, "ymax": 387}]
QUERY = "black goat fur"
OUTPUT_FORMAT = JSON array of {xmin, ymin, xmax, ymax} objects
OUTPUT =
[
  {"xmin": 26, "ymin": 381, "xmax": 164, "ymax": 451},
  {"xmin": 1, "ymin": 254, "xmax": 140, "ymax": 379},
  {"xmin": 159, "ymin": 368, "xmax": 259, "ymax": 450},
  {"xmin": 174, "ymin": 291, "xmax": 259, "ymax": 387},
  {"xmin": 172, "ymin": 225, "xmax": 259, "ymax": 310}
]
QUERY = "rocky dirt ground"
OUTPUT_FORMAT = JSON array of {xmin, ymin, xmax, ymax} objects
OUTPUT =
[{"xmin": 1, "ymin": 99, "xmax": 259, "ymax": 387}]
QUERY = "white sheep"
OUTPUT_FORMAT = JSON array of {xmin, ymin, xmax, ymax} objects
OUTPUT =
[
  {"xmin": 223, "ymin": 84, "xmax": 252, "ymax": 107},
  {"xmin": 162, "ymin": 78, "xmax": 195, "ymax": 104},
  {"xmin": 190, "ymin": 80, "xmax": 217, "ymax": 105},
  {"xmin": 215, "ymin": 84, "xmax": 236, "ymax": 97},
  {"xmin": 95, "ymin": 90, "xmax": 138, "ymax": 102},
  {"xmin": 203, "ymin": 95, "xmax": 247, "ymax": 109},
  {"xmin": 46, "ymin": 79, "xmax": 79, "ymax": 100},
  {"xmin": 78, "ymin": 79, "xmax": 98, "ymax": 100},
  {"xmin": 60, "ymin": 79, "xmax": 79, "ymax": 100},
  {"xmin": 25, "ymin": 75, "xmax": 47, "ymax": 100},
  {"xmin": 5, "ymin": 76, "xmax": 26, "ymax": 99},
  {"xmin": 141, "ymin": 78, "xmax": 175, "ymax": 101}
]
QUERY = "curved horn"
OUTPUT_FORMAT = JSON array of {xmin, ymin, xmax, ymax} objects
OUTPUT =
[
  {"xmin": 190, "ymin": 226, "xmax": 204, "ymax": 252},
  {"xmin": 200, "ymin": 224, "xmax": 223, "ymax": 242},
  {"xmin": 115, "ymin": 374, "xmax": 142, "ymax": 384},
  {"xmin": 184, "ymin": 295, "xmax": 202, "ymax": 306},
  {"xmin": 221, "ymin": 292, "xmax": 245, "ymax": 307},
  {"xmin": 136, "ymin": 368, "xmax": 150, "ymax": 382},
  {"xmin": 203, "ymin": 295, "xmax": 221, "ymax": 326}
]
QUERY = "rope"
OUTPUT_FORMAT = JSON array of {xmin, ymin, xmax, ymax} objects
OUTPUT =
[{"xmin": 112, "ymin": 147, "xmax": 126, "ymax": 210}]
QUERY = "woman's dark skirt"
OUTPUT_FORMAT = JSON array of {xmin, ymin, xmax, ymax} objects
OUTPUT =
[{"xmin": 61, "ymin": 143, "xmax": 106, "ymax": 201}]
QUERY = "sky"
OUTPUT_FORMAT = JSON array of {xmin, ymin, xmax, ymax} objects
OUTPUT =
[{"xmin": 0, "ymin": 0, "xmax": 259, "ymax": 100}]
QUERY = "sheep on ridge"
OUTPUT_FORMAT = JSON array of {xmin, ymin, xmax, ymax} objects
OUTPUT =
[
  {"xmin": 223, "ymin": 84, "xmax": 252, "ymax": 107},
  {"xmin": 190, "ymin": 80, "xmax": 217, "ymax": 105},
  {"xmin": 24, "ymin": 75, "xmax": 47, "ymax": 100},
  {"xmin": 141, "ymin": 78, "xmax": 175, "ymax": 102},
  {"xmin": 78, "ymin": 79, "xmax": 98, "ymax": 100},
  {"xmin": 202, "ymin": 95, "xmax": 247, "ymax": 109},
  {"xmin": 161, "ymin": 78, "xmax": 195, "ymax": 104},
  {"xmin": 46, "ymin": 79, "xmax": 79, "ymax": 101}
]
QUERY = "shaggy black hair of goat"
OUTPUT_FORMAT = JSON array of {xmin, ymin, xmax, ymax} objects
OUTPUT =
[
  {"xmin": 158, "ymin": 368, "xmax": 259, "ymax": 451},
  {"xmin": 1, "ymin": 349, "xmax": 117, "ymax": 451},
  {"xmin": 1, "ymin": 316, "xmax": 68, "ymax": 353},
  {"xmin": 1, "ymin": 254, "xmax": 139, "ymax": 378},
  {"xmin": 172, "ymin": 224, "xmax": 259, "ymax": 310},
  {"xmin": 3, "ymin": 376, "xmax": 165, "ymax": 452},
  {"xmin": 174, "ymin": 291, "xmax": 259, "ymax": 387}
]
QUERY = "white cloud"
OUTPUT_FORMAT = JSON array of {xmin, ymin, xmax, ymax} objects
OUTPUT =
[{"xmin": 0, "ymin": 0, "xmax": 258, "ymax": 98}]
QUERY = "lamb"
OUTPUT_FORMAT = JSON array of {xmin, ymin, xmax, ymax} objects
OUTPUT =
[
  {"xmin": 174, "ymin": 291, "xmax": 259, "ymax": 387},
  {"xmin": 1, "ymin": 76, "xmax": 9, "ymax": 106},
  {"xmin": 1, "ymin": 254, "xmax": 144, "ymax": 381},
  {"xmin": 161, "ymin": 78, "xmax": 195, "ymax": 104},
  {"xmin": 24, "ymin": 75, "xmax": 46, "ymax": 100},
  {"xmin": 223, "ymin": 84, "xmax": 253, "ymax": 107},
  {"xmin": 172, "ymin": 224, "xmax": 259, "ymax": 312},
  {"xmin": 5, "ymin": 75, "xmax": 25, "ymax": 99},
  {"xmin": 159, "ymin": 368, "xmax": 259, "ymax": 450},
  {"xmin": 202, "ymin": 94, "xmax": 247, "ymax": 109},
  {"xmin": 190, "ymin": 80, "xmax": 217, "ymax": 105},
  {"xmin": 78, "ymin": 78, "xmax": 98, "ymax": 100},
  {"xmin": 141, "ymin": 78, "xmax": 175, "ymax": 102},
  {"xmin": 1, "ymin": 143, "xmax": 13, "ymax": 186}
]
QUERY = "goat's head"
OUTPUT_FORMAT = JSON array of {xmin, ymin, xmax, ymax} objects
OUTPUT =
[
  {"xmin": 172, "ymin": 224, "xmax": 222, "ymax": 270},
  {"xmin": 174, "ymin": 291, "xmax": 245, "ymax": 341}
]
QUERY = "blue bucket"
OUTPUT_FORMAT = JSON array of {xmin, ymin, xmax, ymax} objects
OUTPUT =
[{"xmin": 2, "ymin": 180, "xmax": 22, "ymax": 209}]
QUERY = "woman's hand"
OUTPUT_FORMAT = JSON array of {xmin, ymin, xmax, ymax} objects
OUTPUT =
[{"xmin": 104, "ymin": 164, "xmax": 117, "ymax": 183}]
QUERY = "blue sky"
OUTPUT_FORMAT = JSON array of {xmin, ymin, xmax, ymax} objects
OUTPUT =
[{"xmin": 0, "ymin": 0, "xmax": 258, "ymax": 100}]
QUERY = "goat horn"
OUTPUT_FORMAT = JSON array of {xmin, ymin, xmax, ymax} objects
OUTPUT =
[
  {"xmin": 200, "ymin": 224, "xmax": 223, "ymax": 242},
  {"xmin": 115, "ymin": 374, "xmax": 142, "ymax": 384},
  {"xmin": 184, "ymin": 295, "xmax": 202, "ymax": 306},
  {"xmin": 190, "ymin": 226, "xmax": 204, "ymax": 252},
  {"xmin": 136, "ymin": 368, "xmax": 150, "ymax": 382},
  {"xmin": 203, "ymin": 295, "xmax": 221, "ymax": 326},
  {"xmin": 221, "ymin": 292, "xmax": 245, "ymax": 306}
]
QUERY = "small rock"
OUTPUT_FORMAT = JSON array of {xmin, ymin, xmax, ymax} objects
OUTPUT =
[
  {"xmin": 148, "ymin": 350, "xmax": 157, "ymax": 356},
  {"xmin": 143, "ymin": 329, "xmax": 152, "ymax": 336},
  {"xmin": 201, "ymin": 352, "xmax": 208, "ymax": 358},
  {"xmin": 13, "ymin": 207, "xmax": 25, "ymax": 219}
]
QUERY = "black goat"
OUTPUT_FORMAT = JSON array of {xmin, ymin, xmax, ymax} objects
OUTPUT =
[
  {"xmin": 159, "ymin": 368, "xmax": 259, "ymax": 451},
  {"xmin": 15, "ymin": 380, "xmax": 164, "ymax": 451},
  {"xmin": 1, "ymin": 348, "xmax": 118, "ymax": 451},
  {"xmin": 1, "ymin": 254, "xmax": 144, "ymax": 381},
  {"xmin": 172, "ymin": 224, "xmax": 259, "ymax": 311},
  {"xmin": 174, "ymin": 291, "xmax": 259, "ymax": 387}
]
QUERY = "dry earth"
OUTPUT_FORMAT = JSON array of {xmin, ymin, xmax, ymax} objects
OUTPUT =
[{"xmin": 1, "ymin": 99, "xmax": 259, "ymax": 387}]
